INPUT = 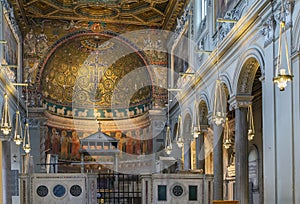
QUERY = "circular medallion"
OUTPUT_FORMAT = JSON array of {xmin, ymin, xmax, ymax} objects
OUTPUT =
[
  {"xmin": 74, "ymin": 90, "xmax": 88, "ymax": 104},
  {"xmin": 172, "ymin": 185, "xmax": 184, "ymax": 197},
  {"xmin": 66, "ymin": 75, "xmax": 76, "ymax": 86},
  {"xmin": 70, "ymin": 185, "xmax": 82, "ymax": 197},
  {"xmin": 70, "ymin": 65, "xmax": 78, "ymax": 74},
  {"xmin": 77, "ymin": 76, "xmax": 90, "ymax": 89},
  {"xmin": 53, "ymin": 184, "xmax": 66, "ymax": 198},
  {"xmin": 56, "ymin": 73, "xmax": 65, "ymax": 85},
  {"xmin": 37, "ymin": 185, "xmax": 48, "ymax": 197},
  {"xmin": 103, "ymin": 79, "xmax": 114, "ymax": 90}
]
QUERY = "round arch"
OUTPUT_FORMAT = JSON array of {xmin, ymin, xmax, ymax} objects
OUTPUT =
[{"xmin": 234, "ymin": 47, "xmax": 265, "ymax": 95}]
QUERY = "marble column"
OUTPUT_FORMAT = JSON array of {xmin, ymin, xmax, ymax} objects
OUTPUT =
[
  {"xmin": 213, "ymin": 124, "xmax": 224, "ymax": 200},
  {"xmin": 235, "ymin": 107, "xmax": 249, "ymax": 204},
  {"xmin": 229, "ymin": 95, "xmax": 252, "ymax": 204},
  {"xmin": 183, "ymin": 140, "xmax": 191, "ymax": 170}
]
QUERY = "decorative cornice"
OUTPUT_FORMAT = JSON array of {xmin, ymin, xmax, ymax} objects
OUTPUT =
[{"xmin": 45, "ymin": 111, "xmax": 150, "ymax": 132}]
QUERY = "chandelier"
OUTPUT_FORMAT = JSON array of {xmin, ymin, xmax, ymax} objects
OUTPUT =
[
  {"xmin": 23, "ymin": 122, "xmax": 31, "ymax": 154},
  {"xmin": 175, "ymin": 115, "xmax": 184, "ymax": 148},
  {"xmin": 1, "ymin": 93, "xmax": 12, "ymax": 135},
  {"xmin": 223, "ymin": 118, "xmax": 232, "ymax": 149},
  {"xmin": 13, "ymin": 111, "xmax": 23, "ymax": 145},
  {"xmin": 193, "ymin": 101, "xmax": 201, "ymax": 139},
  {"xmin": 212, "ymin": 80, "xmax": 227, "ymax": 126},
  {"xmin": 273, "ymin": 0, "xmax": 293, "ymax": 91},
  {"xmin": 165, "ymin": 126, "xmax": 172, "ymax": 155},
  {"xmin": 23, "ymin": 85, "xmax": 31, "ymax": 154},
  {"xmin": 247, "ymin": 104, "xmax": 255, "ymax": 141}
]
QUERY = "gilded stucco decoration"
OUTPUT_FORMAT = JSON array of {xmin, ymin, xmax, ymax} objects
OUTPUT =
[
  {"xmin": 40, "ymin": 33, "xmax": 152, "ymax": 118},
  {"xmin": 8, "ymin": 0, "xmax": 187, "ymax": 33},
  {"xmin": 237, "ymin": 58, "xmax": 260, "ymax": 95}
]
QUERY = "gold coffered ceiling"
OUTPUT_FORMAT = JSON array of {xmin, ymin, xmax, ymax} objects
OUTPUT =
[{"xmin": 9, "ymin": 0, "xmax": 188, "ymax": 33}]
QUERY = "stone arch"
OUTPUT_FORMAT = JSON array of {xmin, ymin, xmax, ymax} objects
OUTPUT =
[
  {"xmin": 234, "ymin": 47, "xmax": 265, "ymax": 95},
  {"xmin": 198, "ymin": 100, "xmax": 209, "ymax": 125},
  {"xmin": 198, "ymin": 91, "xmax": 211, "ymax": 113},
  {"xmin": 182, "ymin": 110, "xmax": 193, "ymax": 135},
  {"xmin": 209, "ymin": 80, "xmax": 230, "ymax": 116},
  {"xmin": 220, "ymin": 73, "xmax": 233, "ymax": 97}
]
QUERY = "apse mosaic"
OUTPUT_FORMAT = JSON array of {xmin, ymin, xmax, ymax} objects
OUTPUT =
[{"xmin": 41, "ymin": 34, "xmax": 152, "ymax": 118}]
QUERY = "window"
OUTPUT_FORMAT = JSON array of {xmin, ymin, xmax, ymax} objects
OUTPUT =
[
  {"xmin": 189, "ymin": 185, "xmax": 198, "ymax": 201},
  {"xmin": 201, "ymin": 0, "xmax": 207, "ymax": 20},
  {"xmin": 158, "ymin": 185, "xmax": 167, "ymax": 201}
]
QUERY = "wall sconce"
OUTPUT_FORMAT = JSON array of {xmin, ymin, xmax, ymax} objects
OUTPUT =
[
  {"xmin": 223, "ymin": 118, "xmax": 232, "ymax": 149},
  {"xmin": 273, "ymin": 2, "xmax": 293, "ymax": 91},
  {"xmin": 247, "ymin": 104, "xmax": 255, "ymax": 141},
  {"xmin": 1, "ymin": 93, "xmax": 12, "ymax": 135},
  {"xmin": 212, "ymin": 80, "xmax": 227, "ymax": 126},
  {"xmin": 175, "ymin": 115, "xmax": 184, "ymax": 148},
  {"xmin": 165, "ymin": 126, "xmax": 172, "ymax": 155}
]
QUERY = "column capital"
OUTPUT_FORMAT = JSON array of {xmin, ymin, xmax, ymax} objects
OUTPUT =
[{"xmin": 229, "ymin": 95, "xmax": 254, "ymax": 110}]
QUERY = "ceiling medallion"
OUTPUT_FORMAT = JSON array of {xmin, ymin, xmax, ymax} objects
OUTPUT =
[{"xmin": 89, "ymin": 22, "xmax": 106, "ymax": 33}]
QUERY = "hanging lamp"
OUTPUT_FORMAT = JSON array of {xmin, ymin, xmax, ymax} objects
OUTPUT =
[
  {"xmin": 23, "ymin": 122, "xmax": 31, "ymax": 154},
  {"xmin": 23, "ymin": 86, "xmax": 31, "ymax": 154},
  {"xmin": 165, "ymin": 126, "xmax": 172, "ymax": 155},
  {"xmin": 273, "ymin": 0, "xmax": 293, "ymax": 91},
  {"xmin": 193, "ymin": 101, "xmax": 201, "ymax": 139},
  {"xmin": 1, "ymin": 93, "xmax": 12, "ymax": 135},
  {"xmin": 212, "ymin": 80, "xmax": 226, "ymax": 126},
  {"xmin": 223, "ymin": 117, "xmax": 232, "ymax": 149},
  {"xmin": 13, "ymin": 111, "xmax": 23, "ymax": 145},
  {"xmin": 247, "ymin": 104, "xmax": 255, "ymax": 141},
  {"xmin": 176, "ymin": 115, "xmax": 184, "ymax": 148}
]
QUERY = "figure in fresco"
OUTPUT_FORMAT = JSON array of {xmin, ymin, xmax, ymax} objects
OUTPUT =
[
  {"xmin": 45, "ymin": 127, "xmax": 51, "ymax": 151},
  {"xmin": 36, "ymin": 31, "xmax": 49, "ymax": 57},
  {"xmin": 51, "ymin": 128, "xmax": 60, "ymax": 155},
  {"xmin": 23, "ymin": 29, "xmax": 36, "ymax": 56},
  {"xmin": 24, "ymin": 59, "xmax": 39, "ymax": 84},
  {"xmin": 60, "ymin": 130, "xmax": 70, "ymax": 159},
  {"xmin": 71, "ymin": 131, "xmax": 80, "ymax": 160}
]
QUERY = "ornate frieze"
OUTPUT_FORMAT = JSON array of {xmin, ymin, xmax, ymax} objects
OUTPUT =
[
  {"xmin": 260, "ymin": 15, "xmax": 276, "ymax": 46},
  {"xmin": 215, "ymin": 0, "xmax": 248, "ymax": 42}
]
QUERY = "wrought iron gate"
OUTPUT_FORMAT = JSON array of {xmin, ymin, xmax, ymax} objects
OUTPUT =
[{"xmin": 97, "ymin": 173, "xmax": 142, "ymax": 204}]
